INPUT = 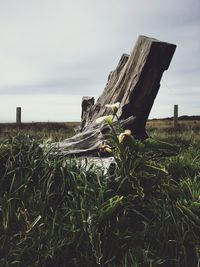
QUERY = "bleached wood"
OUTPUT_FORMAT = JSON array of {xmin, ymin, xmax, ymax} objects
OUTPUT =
[
  {"xmin": 82, "ymin": 35, "xmax": 176, "ymax": 138},
  {"xmin": 53, "ymin": 36, "xmax": 176, "ymax": 156}
]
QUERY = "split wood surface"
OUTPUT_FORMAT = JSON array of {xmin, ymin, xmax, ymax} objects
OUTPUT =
[{"xmin": 54, "ymin": 35, "xmax": 176, "ymax": 156}]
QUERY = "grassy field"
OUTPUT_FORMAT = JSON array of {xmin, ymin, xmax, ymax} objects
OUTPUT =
[
  {"xmin": 0, "ymin": 119, "xmax": 199, "ymax": 266},
  {"xmin": 0, "ymin": 122, "xmax": 80, "ymax": 141},
  {"xmin": 147, "ymin": 119, "xmax": 200, "ymax": 147}
]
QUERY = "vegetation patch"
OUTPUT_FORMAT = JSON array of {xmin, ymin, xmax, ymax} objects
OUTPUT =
[{"xmin": 0, "ymin": 120, "xmax": 199, "ymax": 266}]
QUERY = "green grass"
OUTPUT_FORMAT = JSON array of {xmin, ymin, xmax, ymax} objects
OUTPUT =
[{"xmin": 0, "ymin": 120, "xmax": 199, "ymax": 266}]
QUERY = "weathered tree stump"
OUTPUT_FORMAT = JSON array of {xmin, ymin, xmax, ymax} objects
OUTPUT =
[
  {"xmin": 53, "ymin": 35, "xmax": 176, "ymax": 156},
  {"xmin": 81, "ymin": 96, "xmax": 95, "ymax": 131},
  {"xmin": 52, "ymin": 116, "xmax": 135, "ymax": 156}
]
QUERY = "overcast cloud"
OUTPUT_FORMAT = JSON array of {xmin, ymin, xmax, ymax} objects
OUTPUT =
[{"xmin": 0, "ymin": 0, "xmax": 199, "ymax": 122}]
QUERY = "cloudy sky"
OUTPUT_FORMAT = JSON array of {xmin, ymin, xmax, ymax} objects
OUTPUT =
[{"xmin": 0, "ymin": 0, "xmax": 199, "ymax": 122}]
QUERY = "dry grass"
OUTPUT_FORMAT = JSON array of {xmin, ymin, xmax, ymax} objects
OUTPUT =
[
  {"xmin": 147, "ymin": 119, "xmax": 200, "ymax": 131},
  {"xmin": 0, "ymin": 122, "xmax": 80, "ymax": 141}
]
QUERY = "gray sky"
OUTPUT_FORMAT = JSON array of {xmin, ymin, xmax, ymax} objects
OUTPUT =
[{"xmin": 0, "ymin": 0, "xmax": 199, "ymax": 122}]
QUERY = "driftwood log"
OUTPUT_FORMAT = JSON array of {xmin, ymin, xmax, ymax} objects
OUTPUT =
[{"xmin": 54, "ymin": 35, "xmax": 176, "ymax": 156}]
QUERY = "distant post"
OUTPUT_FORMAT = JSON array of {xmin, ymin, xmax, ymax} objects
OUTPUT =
[
  {"xmin": 16, "ymin": 107, "xmax": 21, "ymax": 127},
  {"xmin": 173, "ymin": 104, "xmax": 178, "ymax": 129}
]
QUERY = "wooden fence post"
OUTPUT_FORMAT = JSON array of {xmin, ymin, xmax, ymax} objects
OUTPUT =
[
  {"xmin": 174, "ymin": 104, "xmax": 178, "ymax": 129},
  {"xmin": 16, "ymin": 107, "xmax": 21, "ymax": 127}
]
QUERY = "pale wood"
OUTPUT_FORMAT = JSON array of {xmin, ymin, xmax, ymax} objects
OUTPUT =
[
  {"xmin": 82, "ymin": 35, "xmax": 176, "ymax": 138},
  {"xmin": 51, "ymin": 116, "xmax": 135, "ymax": 156},
  {"xmin": 53, "ymin": 35, "xmax": 176, "ymax": 156}
]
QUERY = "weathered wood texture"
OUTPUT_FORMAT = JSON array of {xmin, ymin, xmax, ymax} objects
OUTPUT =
[
  {"xmin": 53, "ymin": 35, "xmax": 176, "ymax": 156},
  {"xmin": 53, "ymin": 116, "xmax": 135, "ymax": 156},
  {"xmin": 82, "ymin": 35, "xmax": 176, "ymax": 138},
  {"xmin": 81, "ymin": 96, "xmax": 95, "ymax": 131}
]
